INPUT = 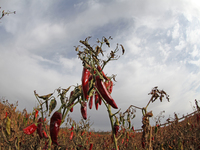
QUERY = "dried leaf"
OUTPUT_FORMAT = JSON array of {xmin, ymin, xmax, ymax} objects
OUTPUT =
[
  {"xmin": 38, "ymin": 93, "xmax": 53, "ymax": 100},
  {"xmin": 110, "ymin": 51, "xmax": 115, "ymax": 58},
  {"xmin": 146, "ymin": 111, "xmax": 153, "ymax": 117},
  {"xmin": 49, "ymin": 98, "xmax": 57, "ymax": 116},
  {"xmin": 62, "ymin": 86, "xmax": 71, "ymax": 95},
  {"xmin": 74, "ymin": 45, "xmax": 80, "ymax": 51},
  {"xmin": 120, "ymin": 44, "xmax": 125, "ymax": 55},
  {"xmin": 95, "ymin": 46, "xmax": 103, "ymax": 56},
  {"xmin": 104, "ymin": 38, "xmax": 110, "ymax": 47},
  {"xmin": 6, "ymin": 117, "xmax": 11, "ymax": 135}
]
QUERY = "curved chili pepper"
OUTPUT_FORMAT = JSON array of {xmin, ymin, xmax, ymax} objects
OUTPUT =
[
  {"xmin": 43, "ymin": 130, "xmax": 48, "ymax": 139},
  {"xmin": 23, "ymin": 124, "xmax": 37, "ymax": 135},
  {"xmin": 98, "ymin": 92, "xmax": 102, "ymax": 105},
  {"xmin": 132, "ymin": 126, "xmax": 135, "ymax": 132},
  {"xmin": 82, "ymin": 67, "xmax": 90, "ymax": 100},
  {"xmin": 105, "ymin": 80, "xmax": 113, "ymax": 94},
  {"xmin": 97, "ymin": 66, "xmax": 108, "ymax": 80},
  {"xmin": 89, "ymin": 143, "xmax": 93, "ymax": 150},
  {"xmin": 5, "ymin": 112, "xmax": 8, "ymax": 119},
  {"xmin": 89, "ymin": 95, "xmax": 93, "ymax": 109},
  {"xmin": 81, "ymin": 101, "xmax": 87, "ymax": 120},
  {"xmin": 95, "ymin": 92, "xmax": 99, "ymax": 110},
  {"xmin": 114, "ymin": 125, "xmax": 119, "ymax": 136},
  {"xmin": 70, "ymin": 131, "xmax": 73, "ymax": 140},
  {"xmin": 95, "ymin": 76, "xmax": 118, "ymax": 109},
  {"xmin": 88, "ymin": 74, "xmax": 93, "ymax": 82},
  {"xmin": 37, "ymin": 118, "xmax": 43, "ymax": 139},
  {"xmin": 114, "ymin": 118, "xmax": 119, "ymax": 136},
  {"xmin": 50, "ymin": 111, "xmax": 62, "ymax": 145},
  {"xmin": 35, "ymin": 109, "xmax": 39, "ymax": 119},
  {"xmin": 70, "ymin": 102, "xmax": 74, "ymax": 112},
  {"xmin": 69, "ymin": 125, "xmax": 74, "ymax": 131}
]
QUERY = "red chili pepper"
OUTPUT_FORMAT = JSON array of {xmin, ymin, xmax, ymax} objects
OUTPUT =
[
  {"xmin": 70, "ymin": 102, "xmax": 74, "ymax": 112},
  {"xmin": 95, "ymin": 92, "xmax": 99, "ymax": 110},
  {"xmin": 37, "ymin": 118, "xmax": 43, "ymax": 139},
  {"xmin": 50, "ymin": 111, "xmax": 62, "ymax": 145},
  {"xmin": 69, "ymin": 126, "xmax": 74, "ymax": 131},
  {"xmin": 89, "ymin": 143, "xmax": 93, "ymax": 150},
  {"xmin": 88, "ymin": 74, "xmax": 93, "ymax": 82},
  {"xmin": 95, "ymin": 76, "xmax": 118, "ymax": 109},
  {"xmin": 97, "ymin": 92, "xmax": 102, "ymax": 105},
  {"xmin": 35, "ymin": 109, "xmax": 39, "ymax": 119},
  {"xmin": 81, "ymin": 131, "xmax": 85, "ymax": 136},
  {"xmin": 82, "ymin": 67, "xmax": 90, "ymax": 100},
  {"xmin": 5, "ymin": 112, "xmax": 7, "ymax": 119},
  {"xmin": 97, "ymin": 66, "xmax": 108, "ymax": 80},
  {"xmin": 113, "ymin": 125, "xmax": 119, "ymax": 136},
  {"xmin": 70, "ymin": 131, "xmax": 73, "ymax": 140},
  {"xmin": 89, "ymin": 95, "xmax": 93, "ymax": 109},
  {"xmin": 43, "ymin": 130, "xmax": 48, "ymax": 139},
  {"xmin": 122, "ymin": 138, "xmax": 124, "ymax": 144},
  {"xmin": 105, "ymin": 79, "xmax": 113, "ymax": 94},
  {"xmin": 23, "ymin": 124, "xmax": 37, "ymax": 135},
  {"xmin": 132, "ymin": 126, "xmax": 134, "ymax": 132},
  {"xmin": 113, "ymin": 118, "xmax": 119, "ymax": 136},
  {"xmin": 81, "ymin": 101, "xmax": 87, "ymax": 120},
  {"xmin": 142, "ymin": 141, "xmax": 145, "ymax": 148}
]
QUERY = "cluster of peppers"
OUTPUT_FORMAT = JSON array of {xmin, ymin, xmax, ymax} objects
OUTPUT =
[
  {"xmin": 80, "ymin": 64, "xmax": 118, "ymax": 120},
  {"xmin": 23, "ymin": 117, "xmax": 48, "ymax": 139},
  {"xmin": 23, "ymin": 67, "xmax": 118, "ymax": 147},
  {"xmin": 23, "ymin": 110, "xmax": 62, "ymax": 146}
]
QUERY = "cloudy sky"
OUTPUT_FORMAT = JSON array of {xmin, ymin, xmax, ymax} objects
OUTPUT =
[{"xmin": 1, "ymin": 0, "xmax": 200, "ymax": 131}]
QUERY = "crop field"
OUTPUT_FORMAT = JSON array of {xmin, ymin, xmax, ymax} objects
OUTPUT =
[{"xmin": 0, "ymin": 99, "xmax": 200, "ymax": 150}]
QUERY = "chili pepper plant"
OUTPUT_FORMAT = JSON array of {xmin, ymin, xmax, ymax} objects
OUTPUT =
[{"xmin": 28, "ymin": 36, "xmax": 125, "ymax": 149}]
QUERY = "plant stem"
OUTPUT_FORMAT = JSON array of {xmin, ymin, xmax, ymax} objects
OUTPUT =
[{"xmin": 107, "ymin": 105, "xmax": 118, "ymax": 150}]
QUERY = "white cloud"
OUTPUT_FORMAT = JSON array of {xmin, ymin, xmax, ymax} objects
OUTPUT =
[
  {"xmin": 186, "ymin": 27, "xmax": 200, "ymax": 45},
  {"xmin": 1, "ymin": 0, "xmax": 200, "ymax": 131},
  {"xmin": 158, "ymin": 42, "xmax": 171, "ymax": 62},
  {"xmin": 189, "ymin": 59, "xmax": 200, "ymax": 67},
  {"xmin": 172, "ymin": 23, "xmax": 180, "ymax": 39},
  {"xmin": 30, "ymin": 23, "xmax": 65, "ymax": 45},
  {"xmin": 125, "ymin": 36, "xmax": 141, "ymax": 55},
  {"xmin": 175, "ymin": 39, "xmax": 187, "ymax": 51},
  {"xmin": 190, "ymin": 45, "xmax": 199, "ymax": 58}
]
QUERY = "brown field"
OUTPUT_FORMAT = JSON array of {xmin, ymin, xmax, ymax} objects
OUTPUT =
[{"xmin": 0, "ymin": 99, "xmax": 200, "ymax": 150}]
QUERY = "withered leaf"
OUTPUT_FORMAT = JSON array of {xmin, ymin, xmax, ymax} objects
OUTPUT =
[
  {"xmin": 38, "ymin": 93, "xmax": 53, "ymax": 100},
  {"xmin": 120, "ymin": 44, "xmax": 125, "ymax": 55},
  {"xmin": 74, "ymin": 45, "xmax": 80, "ymax": 51},
  {"xmin": 62, "ymin": 86, "xmax": 71, "ymax": 95},
  {"xmin": 104, "ymin": 38, "xmax": 110, "ymax": 47},
  {"xmin": 6, "ymin": 117, "xmax": 11, "ymax": 135},
  {"xmin": 49, "ymin": 98, "xmax": 57, "ymax": 116},
  {"xmin": 110, "ymin": 51, "xmax": 115, "ymax": 58},
  {"xmin": 146, "ymin": 111, "xmax": 153, "ymax": 117}
]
